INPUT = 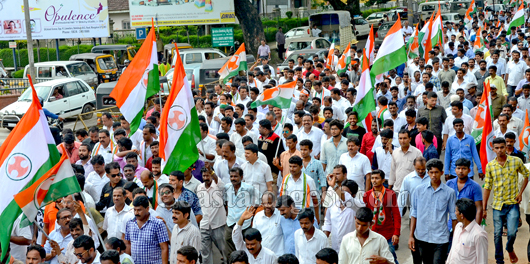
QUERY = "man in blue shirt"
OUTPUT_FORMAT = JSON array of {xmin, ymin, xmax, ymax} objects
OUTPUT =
[
  {"xmin": 409, "ymin": 159, "xmax": 457, "ymax": 264},
  {"xmin": 444, "ymin": 118, "xmax": 483, "ymax": 181},
  {"xmin": 39, "ymin": 96, "xmax": 64, "ymax": 144},
  {"xmin": 446, "ymin": 158, "xmax": 483, "ymax": 228},
  {"xmin": 277, "ymin": 195, "xmax": 300, "ymax": 255}
]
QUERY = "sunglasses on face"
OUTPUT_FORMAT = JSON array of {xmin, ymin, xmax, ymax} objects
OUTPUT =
[{"xmin": 109, "ymin": 173, "xmax": 120, "ymax": 178}]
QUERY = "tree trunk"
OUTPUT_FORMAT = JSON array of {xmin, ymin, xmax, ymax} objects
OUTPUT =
[{"xmin": 234, "ymin": 0, "xmax": 267, "ymax": 57}]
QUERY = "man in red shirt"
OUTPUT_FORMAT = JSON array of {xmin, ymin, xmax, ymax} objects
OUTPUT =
[
  {"xmin": 363, "ymin": 169, "xmax": 401, "ymax": 264},
  {"xmin": 302, "ymin": 60, "xmax": 320, "ymax": 78},
  {"xmin": 360, "ymin": 118, "xmax": 380, "ymax": 164}
]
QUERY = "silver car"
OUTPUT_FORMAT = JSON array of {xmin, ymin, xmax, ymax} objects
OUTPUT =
[{"xmin": 375, "ymin": 22, "xmax": 393, "ymax": 45}]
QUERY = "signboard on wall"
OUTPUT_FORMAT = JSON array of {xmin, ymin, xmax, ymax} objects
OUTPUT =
[
  {"xmin": 128, "ymin": 0, "xmax": 235, "ymax": 27},
  {"xmin": 212, "ymin": 27, "xmax": 233, "ymax": 47},
  {"xmin": 0, "ymin": 0, "xmax": 110, "ymax": 40}
]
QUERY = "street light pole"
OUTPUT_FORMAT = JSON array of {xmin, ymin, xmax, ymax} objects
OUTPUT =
[
  {"xmin": 23, "ymin": 0, "xmax": 35, "ymax": 79},
  {"xmin": 408, "ymin": 0, "xmax": 413, "ymax": 25}
]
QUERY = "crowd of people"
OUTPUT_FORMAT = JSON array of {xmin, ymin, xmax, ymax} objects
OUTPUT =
[{"xmin": 9, "ymin": 5, "xmax": 530, "ymax": 264}]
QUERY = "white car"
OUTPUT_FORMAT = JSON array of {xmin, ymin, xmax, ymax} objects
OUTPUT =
[
  {"xmin": 353, "ymin": 17, "xmax": 370, "ymax": 37},
  {"xmin": 441, "ymin": 13, "xmax": 461, "ymax": 24},
  {"xmin": 284, "ymin": 37, "xmax": 331, "ymax": 59},
  {"xmin": 284, "ymin": 26, "xmax": 311, "ymax": 39},
  {"xmin": 171, "ymin": 48, "xmax": 226, "ymax": 67},
  {"xmin": 0, "ymin": 78, "xmax": 96, "ymax": 129}
]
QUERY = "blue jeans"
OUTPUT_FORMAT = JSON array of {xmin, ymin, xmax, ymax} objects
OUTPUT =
[
  {"xmin": 387, "ymin": 238, "xmax": 399, "ymax": 264},
  {"xmin": 493, "ymin": 204, "xmax": 520, "ymax": 264}
]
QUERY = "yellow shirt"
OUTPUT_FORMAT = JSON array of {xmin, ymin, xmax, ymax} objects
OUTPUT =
[
  {"xmin": 485, "ymin": 75, "xmax": 508, "ymax": 97},
  {"xmin": 484, "ymin": 155, "xmax": 529, "ymax": 210}
]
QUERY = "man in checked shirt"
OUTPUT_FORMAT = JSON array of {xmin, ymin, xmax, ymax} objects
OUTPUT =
[{"xmin": 483, "ymin": 137, "xmax": 529, "ymax": 264}]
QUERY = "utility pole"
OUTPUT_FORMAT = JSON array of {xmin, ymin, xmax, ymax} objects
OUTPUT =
[
  {"xmin": 23, "ymin": 0, "xmax": 35, "ymax": 79},
  {"xmin": 407, "ymin": 0, "xmax": 413, "ymax": 25}
]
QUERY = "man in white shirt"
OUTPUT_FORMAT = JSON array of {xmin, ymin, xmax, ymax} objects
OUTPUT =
[
  {"xmin": 236, "ymin": 86, "xmax": 251, "ymax": 106},
  {"xmin": 373, "ymin": 129, "xmax": 394, "ymax": 179},
  {"xmin": 197, "ymin": 168, "xmax": 226, "ymax": 264},
  {"xmin": 230, "ymin": 118, "xmax": 258, "ymax": 159},
  {"xmin": 442, "ymin": 101, "xmax": 474, "ymax": 145},
  {"xmin": 232, "ymin": 207, "xmax": 278, "ymax": 264},
  {"xmin": 339, "ymin": 137, "xmax": 372, "ymax": 192},
  {"xmin": 297, "ymin": 114, "xmax": 324, "ymax": 158},
  {"xmin": 85, "ymin": 155, "xmax": 108, "ymax": 203},
  {"xmin": 253, "ymin": 193, "xmax": 285, "ymax": 257},
  {"xmin": 453, "ymin": 49, "xmax": 469, "ymax": 68},
  {"xmin": 102, "ymin": 187, "xmax": 131, "ymax": 239},
  {"xmin": 10, "ymin": 215, "xmax": 32, "ymax": 262},
  {"xmin": 72, "ymin": 235, "xmax": 101, "ymax": 264},
  {"xmin": 183, "ymin": 165, "xmax": 201, "ymax": 194},
  {"xmin": 506, "ymin": 50, "xmax": 528, "ymax": 97},
  {"xmin": 91, "ymin": 130, "xmax": 116, "ymax": 163},
  {"xmin": 241, "ymin": 144, "xmax": 273, "ymax": 196},
  {"xmin": 338, "ymin": 207, "xmax": 395, "ymax": 264},
  {"xmin": 322, "ymin": 166, "xmax": 365, "ymax": 252},
  {"xmin": 294, "ymin": 209, "xmax": 328, "ymax": 264},
  {"xmin": 169, "ymin": 201, "xmax": 201, "ymax": 264},
  {"xmin": 403, "ymin": 20, "xmax": 414, "ymax": 42},
  {"xmin": 213, "ymin": 141, "xmax": 245, "ymax": 183},
  {"xmin": 197, "ymin": 123, "xmax": 216, "ymax": 162},
  {"xmin": 493, "ymin": 104, "xmax": 524, "ymax": 135},
  {"xmin": 44, "ymin": 209, "xmax": 73, "ymax": 264}
]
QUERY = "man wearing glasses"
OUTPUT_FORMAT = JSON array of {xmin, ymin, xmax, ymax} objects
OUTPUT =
[
  {"xmin": 72, "ymin": 235, "xmax": 100, "ymax": 264},
  {"xmin": 44, "ymin": 208, "xmax": 73, "ymax": 264},
  {"xmin": 95, "ymin": 162, "xmax": 128, "ymax": 212}
]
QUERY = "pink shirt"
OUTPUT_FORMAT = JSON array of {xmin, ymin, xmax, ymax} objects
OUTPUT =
[
  {"xmin": 415, "ymin": 133, "xmax": 438, "ymax": 153},
  {"xmin": 57, "ymin": 142, "xmax": 81, "ymax": 164},
  {"xmin": 447, "ymin": 221, "xmax": 487, "ymax": 264}
]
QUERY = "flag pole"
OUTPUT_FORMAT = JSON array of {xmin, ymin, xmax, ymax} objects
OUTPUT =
[
  {"xmin": 34, "ymin": 222, "xmax": 52, "ymax": 241},
  {"xmin": 274, "ymin": 109, "xmax": 289, "ymax": 158},
  {"xmin": 76, "ymin": 194, "xmax": 107, "ymax": 251}
]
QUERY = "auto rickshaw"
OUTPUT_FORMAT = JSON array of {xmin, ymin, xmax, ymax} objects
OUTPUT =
[
  {"xmin": 91, "ymin": 45, "xmax": 137, "ymax": 69},
  {"xmin": 69, "ymin": 53, "xmax": 119, "ymax": 84},
  {"xmin": 164, "ymin": 43, "xmax": 193, "ymax": 63}
]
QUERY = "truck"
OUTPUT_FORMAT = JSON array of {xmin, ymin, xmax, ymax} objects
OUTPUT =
[{"xmin": 309, "ymin": 11, "xmax": 359, "ymax": 51}]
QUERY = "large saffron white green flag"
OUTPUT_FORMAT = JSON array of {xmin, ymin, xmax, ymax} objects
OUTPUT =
[
  {"xmin": 371, "ymin": 17, "xmax": 408, "ymax": 78},
  {"xmin": 0, "ymin": 76, "xmax": 61, "ymax": 260},
  {"xmin": 354, "ymin": 50, "xmax": 376, "ymax": 128},
  {"xmin": 336, "ymin": 43, "xmax": 351, "ymax": 75},
  {"xmin": 431, "ymin": 7, "xmax": 444, "ymax": 48},
  {"xmin": 251, "ymin": 81, "xmax": 296, "ymax": 109},
  {"xmin": 110, "ymin": 20, "xmax": 160, "ymax": 135},
  {"xmin": 508, "ymin": 4, "xmax": 525, "ymax": 35},
  {"xmin": 160, "ymin": 45, "xmax": 202, "ymax": 175}
]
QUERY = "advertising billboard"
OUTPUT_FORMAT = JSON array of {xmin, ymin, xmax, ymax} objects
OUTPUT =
[
  {"xmin": 128, "ymin": 0, "xmax": 235, "ymax": 27},
  {"xmin": 0, "ymin": 0, "xmax": 110, "ymax": 41}
]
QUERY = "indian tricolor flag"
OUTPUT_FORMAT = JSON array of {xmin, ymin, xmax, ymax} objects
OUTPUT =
[
  {"xmin": 110, "ymin": 20, "xmax": 160, "ymax": 136},
  {"xmin": 160, "ymin": 45, "xmax": 201, "ymax": 175},
  {"xmin": 471, "ymin": 80, "xmax": 491, "ymax": 144},
  {"xmin": 371, "ymin": 17, "xmax": 407, "ymax": 78},
  {"xmin": 326, "ymin": 41, "xmax": 336, "ymax": 70},
  {"xmin": 464, "ymin": 0, "xmax": 476, "ymax": 24},
  {"xmin": 365, "ymin": 25, "xmax": 375, "ymax": 65},
  {"xmin": 418, "ymin": 14, "xmax": 432, "ymax": 59},
  {"xmin": 520, "ymin": 110, "xmax": 530, "ymax": 153},
  {"xmin": 14, "ymin": 153, "xmax": 80, "ymax": 225},
  {"xmin": 0, "ymin": 76, "xmax": 61, "ymax": 260},
  {"xmin": 406, "ymin": 24, "xmax": 419, "ymax": 59},
  {"xmin": 474, "ymin": 26, "xmax": 487, "ymax": 52},
  {"xmin": 219, "ymin": 43, "xmax": 247, "ymax": 84},
  {"xmin": 251, "ymin": 81, "xmax": 296, "ymax": 109},
  {"xmin": 431, "ymin": 7, "xmax": 444, "ymax": 48},
  {"xmin": 336, "ymin": 42, "xmax": 351, "ymax": 75},
  {"xmin": 508, "ymin": 4, "xmax": 525, "ymax": 35},
  {"xmin": 423, "ymin": 14, "xmax": 434, "ymax": 61},
  {"xmin": 479, "ymin": 81, "xmax": 495, "ymax": 166},
  {"xmin": 354, "ymin": 49, "xmax": 376, "ymax": 128}
]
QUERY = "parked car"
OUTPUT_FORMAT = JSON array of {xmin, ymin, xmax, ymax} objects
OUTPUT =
[
  {"xmin": 365, "ymin": 12, "xmax": 387, "ymax": 29},
  {"xmin": 163, "ymin": 43, "xmax": 193, "ymax": 63},
  {"xmin": 284, "ymin": 26, "xmax": 311, "ymax": 39},
  {"xmin": 419, "ymin": 1, "xmax": 449, "ymax": 20},
  {"xmin": 163, "ymin": 64, "xmax": 201, "ymax": 94},
  {"xmin": 0, "ymin": 78, "xmax": 96, "ymax": 129},
  {"xmin": 171, "ymin": 48, "xmax": 226, "ymax": 67},
  {"xmin": 441, "ymin": 13, "xmax": 461, "ymax": 24},
  {"xmin": 23, "ymin": 61, "xmax": 98, "ymax": 89},
  {"xmin": 276, "ymin": 49, "xmax": 328, "ymax": 74},
  {"xmin": 484, "ymin": 4, "xmax": 506, "ymax": 13},
  {"xmin": 285, "ymin": 37, "xmax": 331, "ymax": 59},
  {"xmin": 375, "ymin": 22, "xmax": 393, "ymax": 45},
  {"xmin": 352, "ymin": 17, "xmax": 371, "ymax": 37}
]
